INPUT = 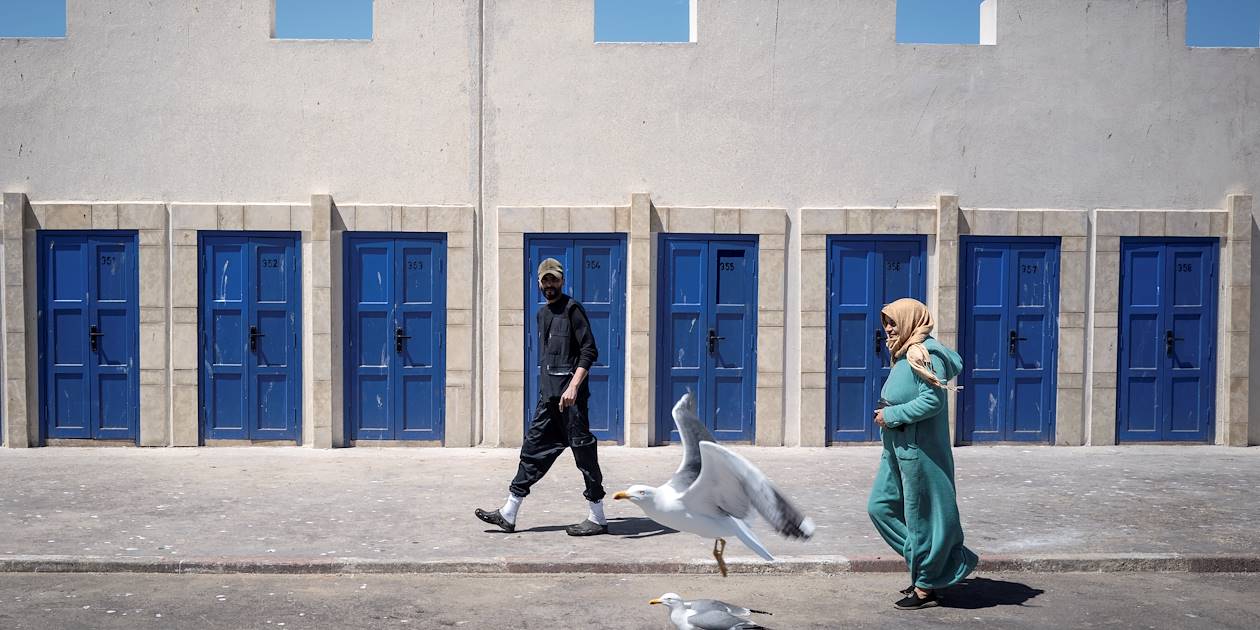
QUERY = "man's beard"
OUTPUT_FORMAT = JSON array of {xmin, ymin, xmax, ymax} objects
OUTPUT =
[{"xmin": 542, "ymin": 287, "xmax": 559, "ymax": 300}]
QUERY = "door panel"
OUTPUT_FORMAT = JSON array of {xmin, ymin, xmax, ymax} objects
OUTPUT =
[
  {"xmin": 201, "ymin": 234, "xmax": 301, "ymax": 441},
  {"xmin": 657, "ymin": 237, "xmax": 758, "ymax": 443},
  {"xmin": 827, "ymin": 237, "xmax": 926, "ymax": 442},
  {"xmin": 345, "ymin": 235, "xmax": 446, "ymax": 441},
  {"xmin": 40, "ymin": 233, "xmax": 139, "ymax": 441},
  {"xmin": 524, "ymin": 236, "xmax": 626, "ymax": 443},
  {"xmin": 960, "ymin": 239, "xmax": 1059, "ymax": 443},
  {"xmin": 396, "ymin": 238, "xmax": 444, "ymax": 439},
  {"xmin": 1118, "ymin": 239, "xmax": 1217, "ymax": 442}
]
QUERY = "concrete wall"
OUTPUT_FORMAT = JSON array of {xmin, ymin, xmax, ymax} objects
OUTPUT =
[
  {"xmin": 3, "ymin": 1, "xmax": 1258, "ymax": 446},
  {"xmin": 0, "ymin": 0, "xmax": 480, "ymax": 202}
]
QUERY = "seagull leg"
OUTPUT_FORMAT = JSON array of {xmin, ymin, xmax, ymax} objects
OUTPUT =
[{"xmin": 712, "ymin": 538, "xmax": 728, "ymax": 577}]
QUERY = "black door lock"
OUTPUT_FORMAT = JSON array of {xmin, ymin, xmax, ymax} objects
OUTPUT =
[
  {"xmin": 89, "ymin": 325, "xmax": 105, "ymax": 352},
  {"xmin": 1008, "ymin": 330, "xmax": 1028, "ymax": 356},
  {"xmin": 1165, "ymin": 330, "xmax": 1183, "ymax": 356},
  {"xmin": 707, "ymin": 329, "xmax": 725, "ymax": 354},
  {"xmin": 249, "ymin": 325, "xmax": 264, "ymax": 352},
  {"xmin": 395, "ymin": 327, "xmax": 412, "ymax": 354}
]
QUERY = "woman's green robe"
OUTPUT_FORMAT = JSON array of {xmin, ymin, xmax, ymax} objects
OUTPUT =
[{"xmin": 867, "ymin": 336, "xmax": 978, "ymax": 590}]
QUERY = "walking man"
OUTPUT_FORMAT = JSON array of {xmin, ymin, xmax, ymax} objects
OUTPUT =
[{"xmin": 475, "ymin": 258, "xmax": 609, "ymax": 536}]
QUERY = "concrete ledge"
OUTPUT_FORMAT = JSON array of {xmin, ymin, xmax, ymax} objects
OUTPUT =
[{"xmin": 2, "ymin": 554, "xmax": 1256, "ymax": 575}]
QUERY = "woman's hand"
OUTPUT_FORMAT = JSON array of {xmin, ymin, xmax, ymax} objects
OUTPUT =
[{"xmin": 873, "ymin": 409, "xmax": 887, "ymax": 428}]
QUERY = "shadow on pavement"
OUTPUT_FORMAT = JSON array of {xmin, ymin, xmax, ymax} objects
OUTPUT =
[
  {"xmin": 940, "ymin": 577, "xmax": 1045, "ymax": 610},
  {"xmin": 477, "ymin": 518, "xmax": 677, "ymax": 536},
  {"xmin": 608, "ymin": 517, "xmax": 678, "ymax": 538},
  {"xmin": 507, "ymin": 524, "xmax": 572, "ymax": 534}
]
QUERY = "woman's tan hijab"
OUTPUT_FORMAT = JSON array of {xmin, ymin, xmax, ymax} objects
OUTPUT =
[{"xmin": 881, "ymin": 298, "xmax": 953, "ymax": 390}]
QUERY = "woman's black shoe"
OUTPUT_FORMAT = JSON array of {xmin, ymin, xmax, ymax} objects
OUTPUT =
[{"xmin": 894, "ymin": 590, "xmax": 938, "ymax": 610}]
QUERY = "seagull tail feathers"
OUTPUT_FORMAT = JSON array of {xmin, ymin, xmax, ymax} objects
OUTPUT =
[{"xmin": 799, "ymin": 517, "xmax": 816, "ymax": 540}]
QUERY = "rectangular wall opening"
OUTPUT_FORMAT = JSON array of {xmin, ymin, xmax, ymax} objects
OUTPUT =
[
  {"xmin": 896, "ymin": 0, "xmax": 996, "ymax": 46},
  {"xmin": 273, "ymin": 0, "xmax": 373, "ymax": 41},
  {"xmin": 595, "ymin": 0, "xmax": 696, "ymax": 43}
]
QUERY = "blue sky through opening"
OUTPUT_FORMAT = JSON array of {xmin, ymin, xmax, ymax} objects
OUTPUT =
[
  {"xmin": 0, "ymin": 0, "xmax": 1255, "ymax": 47},
  {"xmin": 595, "ymin": 0, "xmax": 690, "ymax": 43},
  {"xmin": 1187, "ymin": 0, "xmax": 1260, "ymax": 47},
  {"xmin": 0, "ymin": 0, "xmax": 66, "ymax": 38},
  {"xmin": 274, "ymin": 0, "xmax": 372, "ymax": 40},
  {"xmin": 897, "ymin": 0, "xmax": 983, "ymax": 44}
]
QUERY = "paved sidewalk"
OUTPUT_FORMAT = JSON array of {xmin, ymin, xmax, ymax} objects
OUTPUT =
[{"xmin": 1, "ymin": 445, "xmax": 1257, "ymax": 573}]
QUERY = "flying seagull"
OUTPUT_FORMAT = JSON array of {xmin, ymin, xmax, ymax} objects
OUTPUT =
[
  {"xmin": 613, "ymin": 392, "xmax": 814, "ymax": 576},
  {"xmin": 649, "ymin": 592, "xmax": 772, "ymax": 630}
]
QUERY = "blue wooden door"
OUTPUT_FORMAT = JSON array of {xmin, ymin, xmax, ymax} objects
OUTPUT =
[
  {"xmin": 200, "ymin": 233, "xmax": 302, "ymax": 441},
  {"xmin": 657, "ymin": 236, "xmax": 758, "ymax": 442},
  {"xmin": 39, "ymin": 232, "xmax": 140, "ymax": 441},
  {"xmin": 524, "ymin": 235, "xmax": 625, "ymax": 442},
  {"xmin": 827, "ymin": 236, "xmax": 926, "ymax": 442},
  {"xmin": 346, "ymin": 234, "xmax": 447, "ymax": 441},
  {"xmin": 959, "ymin": 238, "xmax": 1059, "ymax": 443},
  {"xmin": 1117, "ymin": 239, "xmax": 1218, "ymax": 442}
]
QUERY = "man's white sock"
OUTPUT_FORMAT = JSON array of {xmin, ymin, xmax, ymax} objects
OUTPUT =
[
  {"xmin": 587, "ymin": 500, "xmax": 607, "ymax": 526},
  {"xmin": 500, "ymin": 494, "xmax": 523, "ymax": 524}
]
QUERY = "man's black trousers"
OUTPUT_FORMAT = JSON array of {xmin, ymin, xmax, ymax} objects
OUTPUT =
[{"xmin": 509, "ymin": 394, "xmax": 606, "ymax": 503}]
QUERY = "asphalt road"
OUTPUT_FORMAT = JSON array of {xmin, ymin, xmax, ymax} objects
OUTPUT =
[{"xmin": 0, "ymin": 572, "xmax": 1256, "ymax": 629}]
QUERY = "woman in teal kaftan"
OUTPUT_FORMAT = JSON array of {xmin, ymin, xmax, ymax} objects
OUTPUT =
[{"xmin": 867, "ymin": 298, "xmax": 977, "ymax": 609}]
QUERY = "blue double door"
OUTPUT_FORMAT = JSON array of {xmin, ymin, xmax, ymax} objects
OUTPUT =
[
  {"xmin": 525, "ymin": 236, "xmax": 625, "ymax": 442},
  {"xmin": 39, "ymin": 232, "xmax": 140, "ymax": 441},
  {"xmin": 200, "ymin": 233, "xmax": 302, "ymax": 441},
  {"xmin": 827, "ymin": 237, "xmax": 926, "ymax": 442},
  {"xmin": 959, "ymin": 238, "xmax": 1060, "ymax": 443},
  {"xmin": 1117, "ymin": 239, "xmax": 1218, "ymax": 442},
  {"xmin": 657, "ymin": 236, "xmax": 758, "ymax": 442},
  {"xmin": 345, "ymin": 234, "xmax": 447, "ymax": 441}
]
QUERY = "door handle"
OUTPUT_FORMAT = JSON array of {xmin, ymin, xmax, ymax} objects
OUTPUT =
[
  {"xmin": 874, "ymin": 329, "xmax": 885, "ymax": 356},
  {"xmin": 249, "ymin": 325, "xmax": 264, "ymax": 352},
  {"xmin": 395, "ymin": 327, "xmax": 412, "ymax": 354},
  {"xmin": 1008, "ymin": 330, "xmax": 1028, "ymax": 356},
  {"xmin": 707, "ymin": 329, "xmax": 725, "ymax": 354},
  {"xmin": 89, "ymin": 325, "xmax": 105, "ymax": 352},
  {"xmin": 1165, "ymin": 330, "xmax": 1184, "ymax": 356}
]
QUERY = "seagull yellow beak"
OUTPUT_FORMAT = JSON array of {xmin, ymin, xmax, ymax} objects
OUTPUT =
[
  {"xmin": 648, "ymin": 599, "xmax": 662, "ymax": 605},
  {"xmin": 613, "ymin": 491, "xmax": 630, "ymax": 500}
]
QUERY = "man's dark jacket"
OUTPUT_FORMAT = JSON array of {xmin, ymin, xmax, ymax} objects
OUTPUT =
[{"xmin": 537, "ymin": 294, "xmax": 598, "ymax": 399}]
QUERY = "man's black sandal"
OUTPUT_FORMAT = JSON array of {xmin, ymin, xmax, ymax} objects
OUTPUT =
[
  {"xmin": 565, "ymin": 519, "xmax": 608, "ymax": 536},
  {"xmin": 475, "ymin": 508, "xmax": 515, "ymax": 533},
  {"xmin": 894, "ymin": 590, "xmax": 938, "ymax": 610}
]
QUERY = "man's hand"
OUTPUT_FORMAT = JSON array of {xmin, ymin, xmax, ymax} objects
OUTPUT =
[
  {"xmin": 560, "ymin": 386, "xmax": 578, "ymax": 410},
  {"xmin": 874, "ymin": 409, "xmax": 887, "ymax": 428},
  {"xmin": 559, "ymin": 367, "xmax": 589, "ymax": 411}
]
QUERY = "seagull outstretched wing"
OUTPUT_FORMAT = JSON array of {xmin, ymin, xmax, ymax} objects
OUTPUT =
[
  {"xmin": 681, "ymin": 441, "xmax": 814, "ymax": 540},
  {"xmin": 667, "ymin": 391, "xmax": 716, "ymax": 493}
]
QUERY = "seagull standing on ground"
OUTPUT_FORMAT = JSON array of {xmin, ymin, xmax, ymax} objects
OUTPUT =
[
  {"xmin": 613, "ymin": 392, "xmax": 814, "ymax": 576},
  {"xmin": 649, "ymin": 592, "xmax": 772, "ymax": 630}
]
